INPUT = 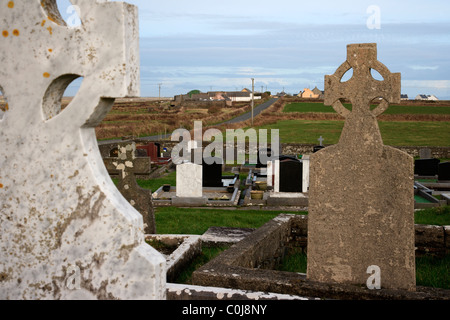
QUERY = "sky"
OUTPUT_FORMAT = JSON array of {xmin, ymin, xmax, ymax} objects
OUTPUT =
[{"xmin": 56, "ymin": 0, "xmax": 450, "ymax": 99}]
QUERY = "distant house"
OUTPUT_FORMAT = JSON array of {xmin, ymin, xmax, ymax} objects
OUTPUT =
[
  {"xmin": 401, "ymin": 94, "xmax": 409, "ymax": 100},
  {"xmin": 206, "ymin": 91, "xmax": 261, "ymax": 102},
  {"xmin": 312, "ymin": 87, "xmax": 325, "ymax": 99},
  {"xmin": 276, "ymin": 91, "xmax": 288, "ymax": 97},
  {"xmin": 415, "ymin": 94, "xmax": 439, "ymax": 101},
  {"xmin": 301, "ymin": 88, "xmax": 319, "ymax": 99}
]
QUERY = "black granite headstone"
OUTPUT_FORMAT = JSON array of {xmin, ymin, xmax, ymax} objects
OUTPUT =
[
  {"xmin": 279, "ymin": 158, "xmax": 302, "ymax": 192},
  {"xmin": 313, "ymin": 146, "xmax": 325, "ymax": 153},
  {"xmin": 438, "ymin": 162, "xmax": 450, "ymax": 181},
  {"xmin": 256, "ymin": 148, "xmax": 273, "ymax": 168},
  {"xmin": 414, "ymin": 158, "xmax": 440, "ymax": 176},
  {"xmin": 203, "ymin": 157, "xmax": 223, "ymax": 187}
]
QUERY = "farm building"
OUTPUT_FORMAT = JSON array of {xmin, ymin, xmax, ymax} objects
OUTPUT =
[{"xmin": 415, "ymin": 94, "xmax": 439, "ymax": 101}]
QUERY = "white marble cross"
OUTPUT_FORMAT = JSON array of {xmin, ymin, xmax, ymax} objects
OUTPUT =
[
  {"xmin": 318, "ymin": 136, "xmax": 324, "ymax": 146},
  {"xmin": 0, "ymin": 0, "xmax": 165, "ymax": 300}
]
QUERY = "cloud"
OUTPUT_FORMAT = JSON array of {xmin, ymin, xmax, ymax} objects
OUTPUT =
[{"xmin": 409, "ymin": 65, "xmax": 439, "ymax": 71}]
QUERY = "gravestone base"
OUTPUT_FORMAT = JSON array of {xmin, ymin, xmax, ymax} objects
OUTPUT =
[
  {"xmin": 267, "ymin": 192, "xmax": 308, "ymax": 207},
  {"xmin": 172, "ymin": 196, "xmax": 208, "ymax": 207}
]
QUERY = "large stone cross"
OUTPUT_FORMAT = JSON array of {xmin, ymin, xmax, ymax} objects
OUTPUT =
[
  {"xmin": 324, "ymin": 43, "xmax": 401, "ymax": 147},
  {"xmin": 104, "ymin": 142, "xmax": 156, "ymax": 234},
  {"xmin": 0, "ymin": 0, "xmax": 165, "ymax": 299},
  {"xmin": 307, "ymin": 44, "xmax": 416, "ymax": 291}
]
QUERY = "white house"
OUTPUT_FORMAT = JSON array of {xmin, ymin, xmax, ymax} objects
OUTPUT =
[{"xmin": 415, "ymin": 94, "xmax": 439, "ymax": 101}]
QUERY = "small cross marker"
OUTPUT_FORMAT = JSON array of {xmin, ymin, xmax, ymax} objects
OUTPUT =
[{"xmin": 318, "ymin": 136, "xmax": 325, "ymax": 146}]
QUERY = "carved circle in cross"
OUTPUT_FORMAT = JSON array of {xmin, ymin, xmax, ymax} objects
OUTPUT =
[{"xmin": 325, "ymin": 44, "xmax": 401, "ymax": 119}]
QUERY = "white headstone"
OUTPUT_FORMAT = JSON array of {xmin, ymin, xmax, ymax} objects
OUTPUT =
[
  {"xmin": 302, "ymin": 155, "xmax": 310, "ymax": 193},
  {"xmin": 176, "ymin": 163, "xmax": 203, "ymax": 198},
  {"xmin": 0, "ymin": 0, "xmax": 165, "ymax": 300},
  {"xmin": 274, "ymin": 160, "xmax": 280, "ymax": 193},
  {"xmin": 266, "ymin": 161, "xmax": 274, "ymax": 188}
]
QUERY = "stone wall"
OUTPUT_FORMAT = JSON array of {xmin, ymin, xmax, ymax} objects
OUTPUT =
[{"xmin": 100, "ymin": 141, "xmax": 450, "ymax": 160}]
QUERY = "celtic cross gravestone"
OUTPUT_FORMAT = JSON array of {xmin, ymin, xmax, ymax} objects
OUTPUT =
[
  {"xmin": 0, "ymin": 0, "xmax": 165, "ymax": 299},
  {"xmin": 307, "ymin": 43, "xmax": 416, "ymax": 291},
  {"xmin": 103, "ymin": 142, "xmax": 156, "ymax": 234}
]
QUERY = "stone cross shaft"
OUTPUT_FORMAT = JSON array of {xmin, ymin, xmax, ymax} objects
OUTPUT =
[
  {"xmin": 0, "ymin": 0, "xmax": 165, "ymax": 300},
  {"xmin": 307, "ymin": 44, "xmax": 416, "ymax": 291}
]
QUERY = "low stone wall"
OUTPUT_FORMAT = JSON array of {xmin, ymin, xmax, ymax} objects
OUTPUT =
[
  {"xmin": 282, "ymin": 144, "xmax": 450, "ymax": 159},
  {"xmin": 288, "ymin": 215, "xmax": 449, "ymax": 256},
  {"xmin": 99, "ymin": 141, "xmax": 450, "ymax": 160}
]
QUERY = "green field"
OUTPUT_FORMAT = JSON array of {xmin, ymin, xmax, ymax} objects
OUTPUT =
[
  {"xmin": 256, "ymin": 120, "xmax": 450, "ymax": 146},
  {"xmin": 283, "ymin": 102, "xmax": 450, "ymax": 115}
]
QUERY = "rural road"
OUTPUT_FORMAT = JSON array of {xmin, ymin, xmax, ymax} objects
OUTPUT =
[
  {"xmin": 219, "ymin": 97, "xmax": 279, "ymax": 125},
  {"xmin": 99, "ymin": 97, "xmax": 279, "ymax": 144}
]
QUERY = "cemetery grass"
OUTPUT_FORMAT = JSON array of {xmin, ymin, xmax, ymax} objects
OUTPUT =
[
  {"xmin": 257, "ymin": 120, "xmax": 450, "ymax": 146},
  {"xmin": 154, "ymin": 207, "xmax": 303, "ymax": 235},
  {"xmin": 283, "ymin": 102, "xmax": 450, "ymax": 115},
  {"xmin": 414, "ymin": 206, "xmax": 450, "ymax": 226}
]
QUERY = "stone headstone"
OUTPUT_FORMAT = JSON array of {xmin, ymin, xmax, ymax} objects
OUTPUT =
[
  {"xmin": 137, "ymin": 142, "xmax": 161, "ymax": 160},
  {"xmin": 414, "ymin": 158, "xmax": 440, "ymax": 176},
  {"xmin": 104, "ymin": 142, "xmax": 156, "ymax": 234},
  {"xmin": 279, "ymin": 158, "xmax": 303, "ymax": 193},
  {"xmin": 438, "ymin": 162, "xmax": 450, "ymax": 181},
  {"xmin": 0, "ymin": 1, "xmax": 165, "ymax": 299},
  {"xmin": 308, "ymin": 44, "xmax": 416, "ymax": 291},
  {"xmin": 176, "ymin": 162, "xmax": 203, "ymax": 198},
  {"xmin": 203, "ymin": 157, "xmax": 224, "ymax": 188},
  {"xmin": 419, "ymin": 148, "xmax": 432, "ymax": 159}
]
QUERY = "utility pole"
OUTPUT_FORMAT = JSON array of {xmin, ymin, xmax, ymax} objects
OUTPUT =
[
  {"xmin": 251, "ymin": 78, "xmax": 255, "ymax": 127},
  {"xmin": 158, "ymin": 83, "xmax": 162, "ymax": 107}
]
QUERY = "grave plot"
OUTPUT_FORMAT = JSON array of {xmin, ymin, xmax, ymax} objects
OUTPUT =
[
  {"xmin": 243, "ymin": 155, "xmax": 309, "ymax": 207},
  {"xmin": 190, "ymin": 214, "xmax": 450, "ymax": 300},
  {"xmin": 145, "ymin": 235, "xmax": 202, "ymax": 283},
  {"xmin": 152, "ymin": 158, "xmax": 241, "ymax": 207},
  {"xmin": 414, "ymin": 182, "xmax": 448, "ymax": 209},
  {"xmin": 414, "ymin": 158, "xmax": 450, "ymax": 207}
]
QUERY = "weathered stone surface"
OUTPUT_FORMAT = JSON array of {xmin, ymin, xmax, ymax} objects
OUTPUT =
[
  {"xmin": 201, "ymin": 227, "xmax": 256, "ymax": 247},
  {"xmin": 0, "ymin": 0, "xmax": 165, "ymax": 299},
  {"xmin": 307, "ymin": 44, "xmax": 416, "ymax": 291}
]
